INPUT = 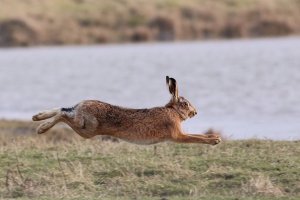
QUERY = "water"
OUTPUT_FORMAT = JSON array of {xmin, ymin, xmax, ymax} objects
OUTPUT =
[{"xmin": 1, "ymin": 37, "xmax": 299, "ymax": 140}]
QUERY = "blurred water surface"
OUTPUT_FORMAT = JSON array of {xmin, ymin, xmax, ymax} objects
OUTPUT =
[{"xmin": 0, "ymin": 37, "xmax": 299, "ymax": 140}]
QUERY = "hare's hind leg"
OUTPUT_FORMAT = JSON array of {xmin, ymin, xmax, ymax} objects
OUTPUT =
[
  {"xmin": 35, "ymin": 107, "xmax": 77, "ymax": 135},
  {"xmin": 37, "ymin": 114, "xmax": 62, "ymax": 134},
  {"xmin": 32, "ymin": 108, "xmax": 60, "ymax": 121},
  {"xmin": 63, "ymin": 113, "xmax": 98, "ymax": 139}
]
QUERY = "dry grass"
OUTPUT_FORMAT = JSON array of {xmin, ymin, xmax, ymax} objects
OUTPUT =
[
  {"xmin": 243, "ymin": 174, "xmax": 284, "ymax": 196},
  {"xmin": 0, "ymin": 0, "xmax": 300, "ymax": 46},
  {"xmin": 0, "ymin": 120, "xmax": 299, "ymax": 199}
]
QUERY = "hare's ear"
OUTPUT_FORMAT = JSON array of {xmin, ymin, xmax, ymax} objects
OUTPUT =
[{"xmin": 166, "ymin": 76, "xmax": 178, "ymax": 101}]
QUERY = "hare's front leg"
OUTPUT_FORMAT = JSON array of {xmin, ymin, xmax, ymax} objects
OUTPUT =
[
  {"xmin": 187, "ymin": 133, "xmax": 221, "ymax": 145},
  {"xmin": 172, "ymin": 133, "xmax": 221, "ymax": 145}
]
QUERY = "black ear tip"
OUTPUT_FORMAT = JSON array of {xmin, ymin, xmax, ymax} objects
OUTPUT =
[
  {"xmin": 166, "ymin": 76, "xmax": 177, "ymax": 85},
  {"xmin": 170, "ymin": 77, "xmax": 176, "ymax": 84}
]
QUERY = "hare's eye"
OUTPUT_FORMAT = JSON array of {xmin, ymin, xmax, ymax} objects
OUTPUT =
[{"xmin": 182, "ymin": 102, "xmax": 188, "ymax": 107}]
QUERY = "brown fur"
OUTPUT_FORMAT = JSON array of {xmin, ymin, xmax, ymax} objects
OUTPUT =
[{"xmin": 32, "ymin": 76, "xmax": 221, "ymax": 145}]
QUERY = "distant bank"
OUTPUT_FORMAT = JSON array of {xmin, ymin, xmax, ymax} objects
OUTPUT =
[{"xmin": 0, "ymin": 0, "xmax": 300, "ymax": 47}]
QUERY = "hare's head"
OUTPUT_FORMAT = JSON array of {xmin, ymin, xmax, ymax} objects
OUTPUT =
[{"xmin": 165, "ymin": 76, "xmax": 197, "ymax": 120}]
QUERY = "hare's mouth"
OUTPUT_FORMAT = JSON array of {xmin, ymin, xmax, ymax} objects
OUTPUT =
[{"xmin": 188, "ymin": 111, "xmax": 197, "ymax": 118}]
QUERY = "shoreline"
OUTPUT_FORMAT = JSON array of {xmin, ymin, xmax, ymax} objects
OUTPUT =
[{"xmin": 0, "ymin": 35, "xmax": 298, "ymax": 49}]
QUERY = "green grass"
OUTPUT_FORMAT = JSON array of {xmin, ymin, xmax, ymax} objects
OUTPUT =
[{"xmin": 0, "ymin": 120, "xmax": 299, "ymax": 199}]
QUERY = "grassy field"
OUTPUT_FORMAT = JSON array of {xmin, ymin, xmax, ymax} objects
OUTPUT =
[
  {"xmin": 0, "ymin": 120, "xmax": 299, "ymax": 199},
  {"xmin": 0, "ymin": 0, "xmax": 300, "ymax": 46}
]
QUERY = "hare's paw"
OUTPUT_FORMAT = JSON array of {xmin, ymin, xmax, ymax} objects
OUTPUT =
[
  {"xmin": 37, "ymin": 122, "xmax": 52, "ymax": 134},
  {"xmin": 32, "ymin": 113, "xmax": 43, "ymax": 121},
  {"xmin": 208, "ymin": 135, "xmax": 221, "ymax": 145}
]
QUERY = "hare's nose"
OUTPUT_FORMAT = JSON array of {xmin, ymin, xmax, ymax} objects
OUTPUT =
[{"xmin": 193, "ymin": 111, "xmax": 197, "ymax": 115}]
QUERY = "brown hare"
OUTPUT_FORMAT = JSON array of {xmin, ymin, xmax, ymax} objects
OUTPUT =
[{"xmin": 32, "ymin": 76, "xmax": 221, "ymax": 145}]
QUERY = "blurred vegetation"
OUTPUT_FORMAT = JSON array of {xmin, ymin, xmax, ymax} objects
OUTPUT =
[
  {"xmin": 0, "ymin": 120, "xmax": 299, "ymax": 199},
  {"xmin": 0, "ymin": 0, "xmax": 299, "ymax": 46}
]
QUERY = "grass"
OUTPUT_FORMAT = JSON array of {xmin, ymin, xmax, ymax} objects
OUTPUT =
[
  {"xmin": 0, "ymin": 0, "xmax": 300, "ymax": 46},
  {"xmin": 0, "ymin": 120, "xmax": 299, "ymax": 199}
]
